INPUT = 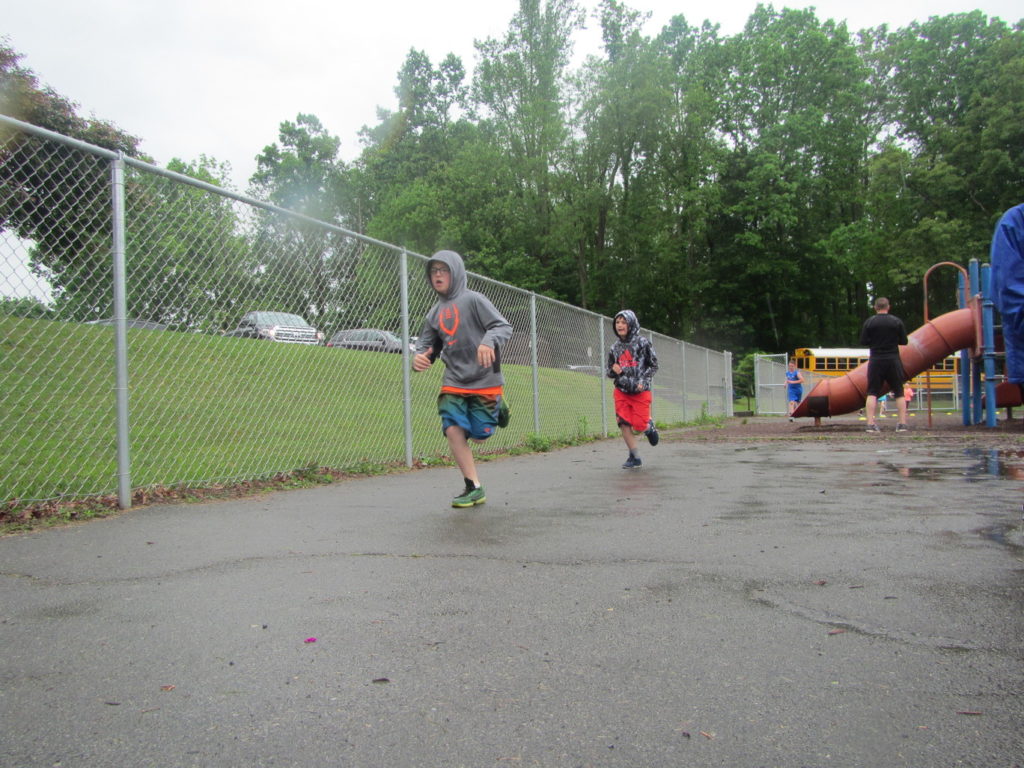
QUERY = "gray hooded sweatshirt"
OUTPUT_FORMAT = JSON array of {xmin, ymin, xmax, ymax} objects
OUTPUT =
[{"xmin": 415, "ymin": 250, "xmax": 513, "ymax": 390}]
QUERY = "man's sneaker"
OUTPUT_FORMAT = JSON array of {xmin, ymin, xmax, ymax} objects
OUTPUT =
[
  {"xmin": 895, "ymin": 423, "xmax": 909, "ymax": 433},
  {"xmin": 865, "ymin": 424, "xmax": 881, "ymax": 433},
  {"xmin": 645, "ymin": 421, "xmax": 660, "ymax": 446},
  {"xmin": 452, "ymin": 485, "xmax": 486, "ymax": 508},
  {"xmin": 497, "ymin": 398, "xmax": 510, "ymax": 428},
  {"xmin": 622, "ymin": 455, "xmax": 643, "ymax": 469}
]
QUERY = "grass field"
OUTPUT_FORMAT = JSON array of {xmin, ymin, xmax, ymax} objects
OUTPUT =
[{"xmin": 0, "ymin": 317, "xmax": 714, "ymax": 508}]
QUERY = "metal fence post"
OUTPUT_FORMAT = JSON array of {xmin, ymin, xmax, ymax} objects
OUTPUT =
[
  {"xmin": 599, "ymin": 317, "xmax": 607, "ymax": 437},
  {"xmin": 400, "ymin": 250, "xmax": 413, "ymax": 466},
  {"xmin": 111, "ymin": 154, "xmax": 131, "ymax": 510},
  {"xmin": 530, "ymin": 293, "xmax": 540, "ymax": 433},
  {"xmin": 705, "ymin": 347, "xmax": 711, "ymax": 415},
  {"xmin": 754, "ymin": 353, "xmax": 763, "ymax": 415},
  {"xmin": 681, "ymin": 341, "xmax": 688, "ymax": 422},
  {"xmin": 726, "ymin": 351, "xmax": 734, "ymax": 416}
]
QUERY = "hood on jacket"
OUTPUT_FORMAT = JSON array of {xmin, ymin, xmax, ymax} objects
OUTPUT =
[
  {"xmin": 614, "ymin": 309, "xmax": 639, "ymax": 342},
  {"xmin": 426, "ymin": 250, "xmax": 468, "ymax": 301}
]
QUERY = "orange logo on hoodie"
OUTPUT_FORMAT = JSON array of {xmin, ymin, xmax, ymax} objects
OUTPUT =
[{"xmin": 439, "ymin": 304, "xmax": 460, "ymax": 345}]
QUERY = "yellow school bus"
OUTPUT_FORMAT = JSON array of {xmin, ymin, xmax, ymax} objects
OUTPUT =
[{"xmin": 791, "ymin": 348, "xmax": 960, "ymax": 391}]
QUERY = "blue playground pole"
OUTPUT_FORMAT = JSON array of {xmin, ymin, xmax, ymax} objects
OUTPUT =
[
  {"xmin": 980, "ymin": 263, "xmax": 998, "ymax": 428},
  {"xmin": 959, "ymin": 272, "xmax": 972, "ymax": 426},
  {"xmin": 969, "ymin": 260, "xmax": 984, "ymax": 424}
]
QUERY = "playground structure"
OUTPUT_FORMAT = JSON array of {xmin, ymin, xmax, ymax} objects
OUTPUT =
[{"xmin": 792, "ymin": 259, "xmax": 1014, "ymax": 428}]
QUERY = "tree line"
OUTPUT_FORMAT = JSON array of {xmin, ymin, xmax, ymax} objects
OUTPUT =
[{"xmin": 2, "ymin": 1, "xmax": 1022, "ymax": 358}]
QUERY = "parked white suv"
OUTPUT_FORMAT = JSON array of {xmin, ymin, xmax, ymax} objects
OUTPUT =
[{"xmin": 223, "ymin": 311, "xmax": 323, "ymax": 344}]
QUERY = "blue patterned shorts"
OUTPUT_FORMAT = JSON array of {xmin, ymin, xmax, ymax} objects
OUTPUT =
[{"xmin": 438, "ymin": 393, "xmax": 499, "ymax": 441}]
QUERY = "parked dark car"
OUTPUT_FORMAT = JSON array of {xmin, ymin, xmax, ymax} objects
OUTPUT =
[
  {"xmin": 326, "ymin": 328, "xmax": 412, "ymax": 353},
  {"xmin": 223, "ymin": 311, "xmax": 323, "ymax": 344}
]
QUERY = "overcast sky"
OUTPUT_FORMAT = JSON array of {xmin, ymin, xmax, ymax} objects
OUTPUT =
[{"xmin": 3, "ymin": 0, "xmax": 1022, "ymax": 193}]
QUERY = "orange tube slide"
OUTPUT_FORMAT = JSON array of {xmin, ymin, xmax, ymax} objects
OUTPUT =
[{"xmin": 792, "ymin": 307, "xmax": 978, "ymax": 419}]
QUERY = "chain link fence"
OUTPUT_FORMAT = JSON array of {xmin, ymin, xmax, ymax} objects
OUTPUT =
[
  {"xmin": 0, "ymin": 114, "xmax": 733, "ymax": 508},
  {"xmin": 754, "ymin": 353, "xmax": 829, "ymax": 415}
]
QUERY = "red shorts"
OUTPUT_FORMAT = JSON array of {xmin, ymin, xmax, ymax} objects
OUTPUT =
[{"xmin": 614, "ymin": 389, "xmax": 652, "ymax": 432}]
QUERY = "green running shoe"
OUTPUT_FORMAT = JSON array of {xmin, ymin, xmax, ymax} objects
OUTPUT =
[{"xmin": 452, "ymin": 485, "xmax": 486, "ymax": 507}]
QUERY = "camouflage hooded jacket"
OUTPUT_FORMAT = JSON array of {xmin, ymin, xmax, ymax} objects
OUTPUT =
[{"xmin": 606, "ymin": 309, "xmax": 658, "ymax": 394}]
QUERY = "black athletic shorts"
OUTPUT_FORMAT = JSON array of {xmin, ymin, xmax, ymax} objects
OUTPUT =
[{"xmin": 866, "ymin": 357, "xmax": 906, "ymax": 397}]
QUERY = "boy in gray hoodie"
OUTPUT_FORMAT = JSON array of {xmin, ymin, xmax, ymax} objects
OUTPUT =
[{"xmin": 413, "ymin": 250, "xmax": 513, "ymax": 507}]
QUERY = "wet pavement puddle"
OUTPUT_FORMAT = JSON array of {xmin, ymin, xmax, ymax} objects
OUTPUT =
[{"xmin": 875, "ymin": 447, "xmax": 1024, "ymax": 481}]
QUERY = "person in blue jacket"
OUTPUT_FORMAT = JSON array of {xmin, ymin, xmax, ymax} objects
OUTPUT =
[
  {"xmin": 990, "ymin": 203, "xmax": 1024, "ymax": 394},
  {"xmin": 785, "ymin": 358, "xmax": 804, "ymax": 421}
]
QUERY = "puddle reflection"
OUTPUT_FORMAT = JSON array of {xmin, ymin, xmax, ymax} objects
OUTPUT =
[
  {"xmin": 879, "ymin": 448, "xmax": 1024, "ymax": 481},
  {"xmin": 964, "ymin": 448, "xmax": 1024, "ymax": 480}
]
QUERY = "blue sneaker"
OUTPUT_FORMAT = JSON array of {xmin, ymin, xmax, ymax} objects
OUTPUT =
[{"xmin": 622, "ymin": 455, "xmax": 642, "ymax": 469}]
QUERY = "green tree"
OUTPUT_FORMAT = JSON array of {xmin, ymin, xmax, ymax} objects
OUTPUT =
[
  {"xmin": 0, "ymin": 40, "xmax": 141, "ymax": 319},
  {"xmin": 642, "ymin": 14, "xmax": 730, "ymax": 341},
  {"xmin": 358, "ymin": 49, "xmax": 471, "ymax": 254},
  {"xmin": 471, "ymin": 0, "xmax": 585, "ymax": 295},
  {"xmin": 0, "ymin": 295, "xmax": 51, "ymax": 318},
  {"xmin": 249, "ymin": 114, "xmax": 349, "ymax": 322},
  {"xmin": 865, "ymin": 13, "xmax": 1024, "ymax": 320},
  {"xmin": 351, "ymin": 50, "xmax": 491, "ymax": 332},
  {"xmin": 568, "ymin": 0, "xmax": 676, "ymax": 316},
  {"xmin": 123, "ymin": 156, "xmax": 252, "ymax": 332},
  {"xmin": 733, "ymin": 351, "xmax": 762, "ymax": 410},
  {"xmin": 704, "ymin": 6, "xmax": 875, "ymax": 351}
]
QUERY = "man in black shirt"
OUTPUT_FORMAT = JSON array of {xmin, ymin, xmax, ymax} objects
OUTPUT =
[{"xmin": 859, "ymin": 297, "xmax": 909, "ymax": 433}]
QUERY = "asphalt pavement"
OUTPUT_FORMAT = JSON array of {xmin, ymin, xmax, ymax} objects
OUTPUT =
[{"xmin": 1, "ymin": 424, "xmax": 1022, "ymax": 767}]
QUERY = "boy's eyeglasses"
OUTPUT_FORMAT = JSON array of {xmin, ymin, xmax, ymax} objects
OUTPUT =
[{"xmin": 429, "ymin": 267, "xmax": 450, "ymax": 275}]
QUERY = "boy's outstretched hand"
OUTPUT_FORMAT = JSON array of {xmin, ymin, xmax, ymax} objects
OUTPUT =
[
  {"xmin": 412, "ymin": 352, "xmax": 433, "ymax": 372},
  {"xmin": 477, "ymin": 344, "xmax": 495, "ymax": 368}
]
